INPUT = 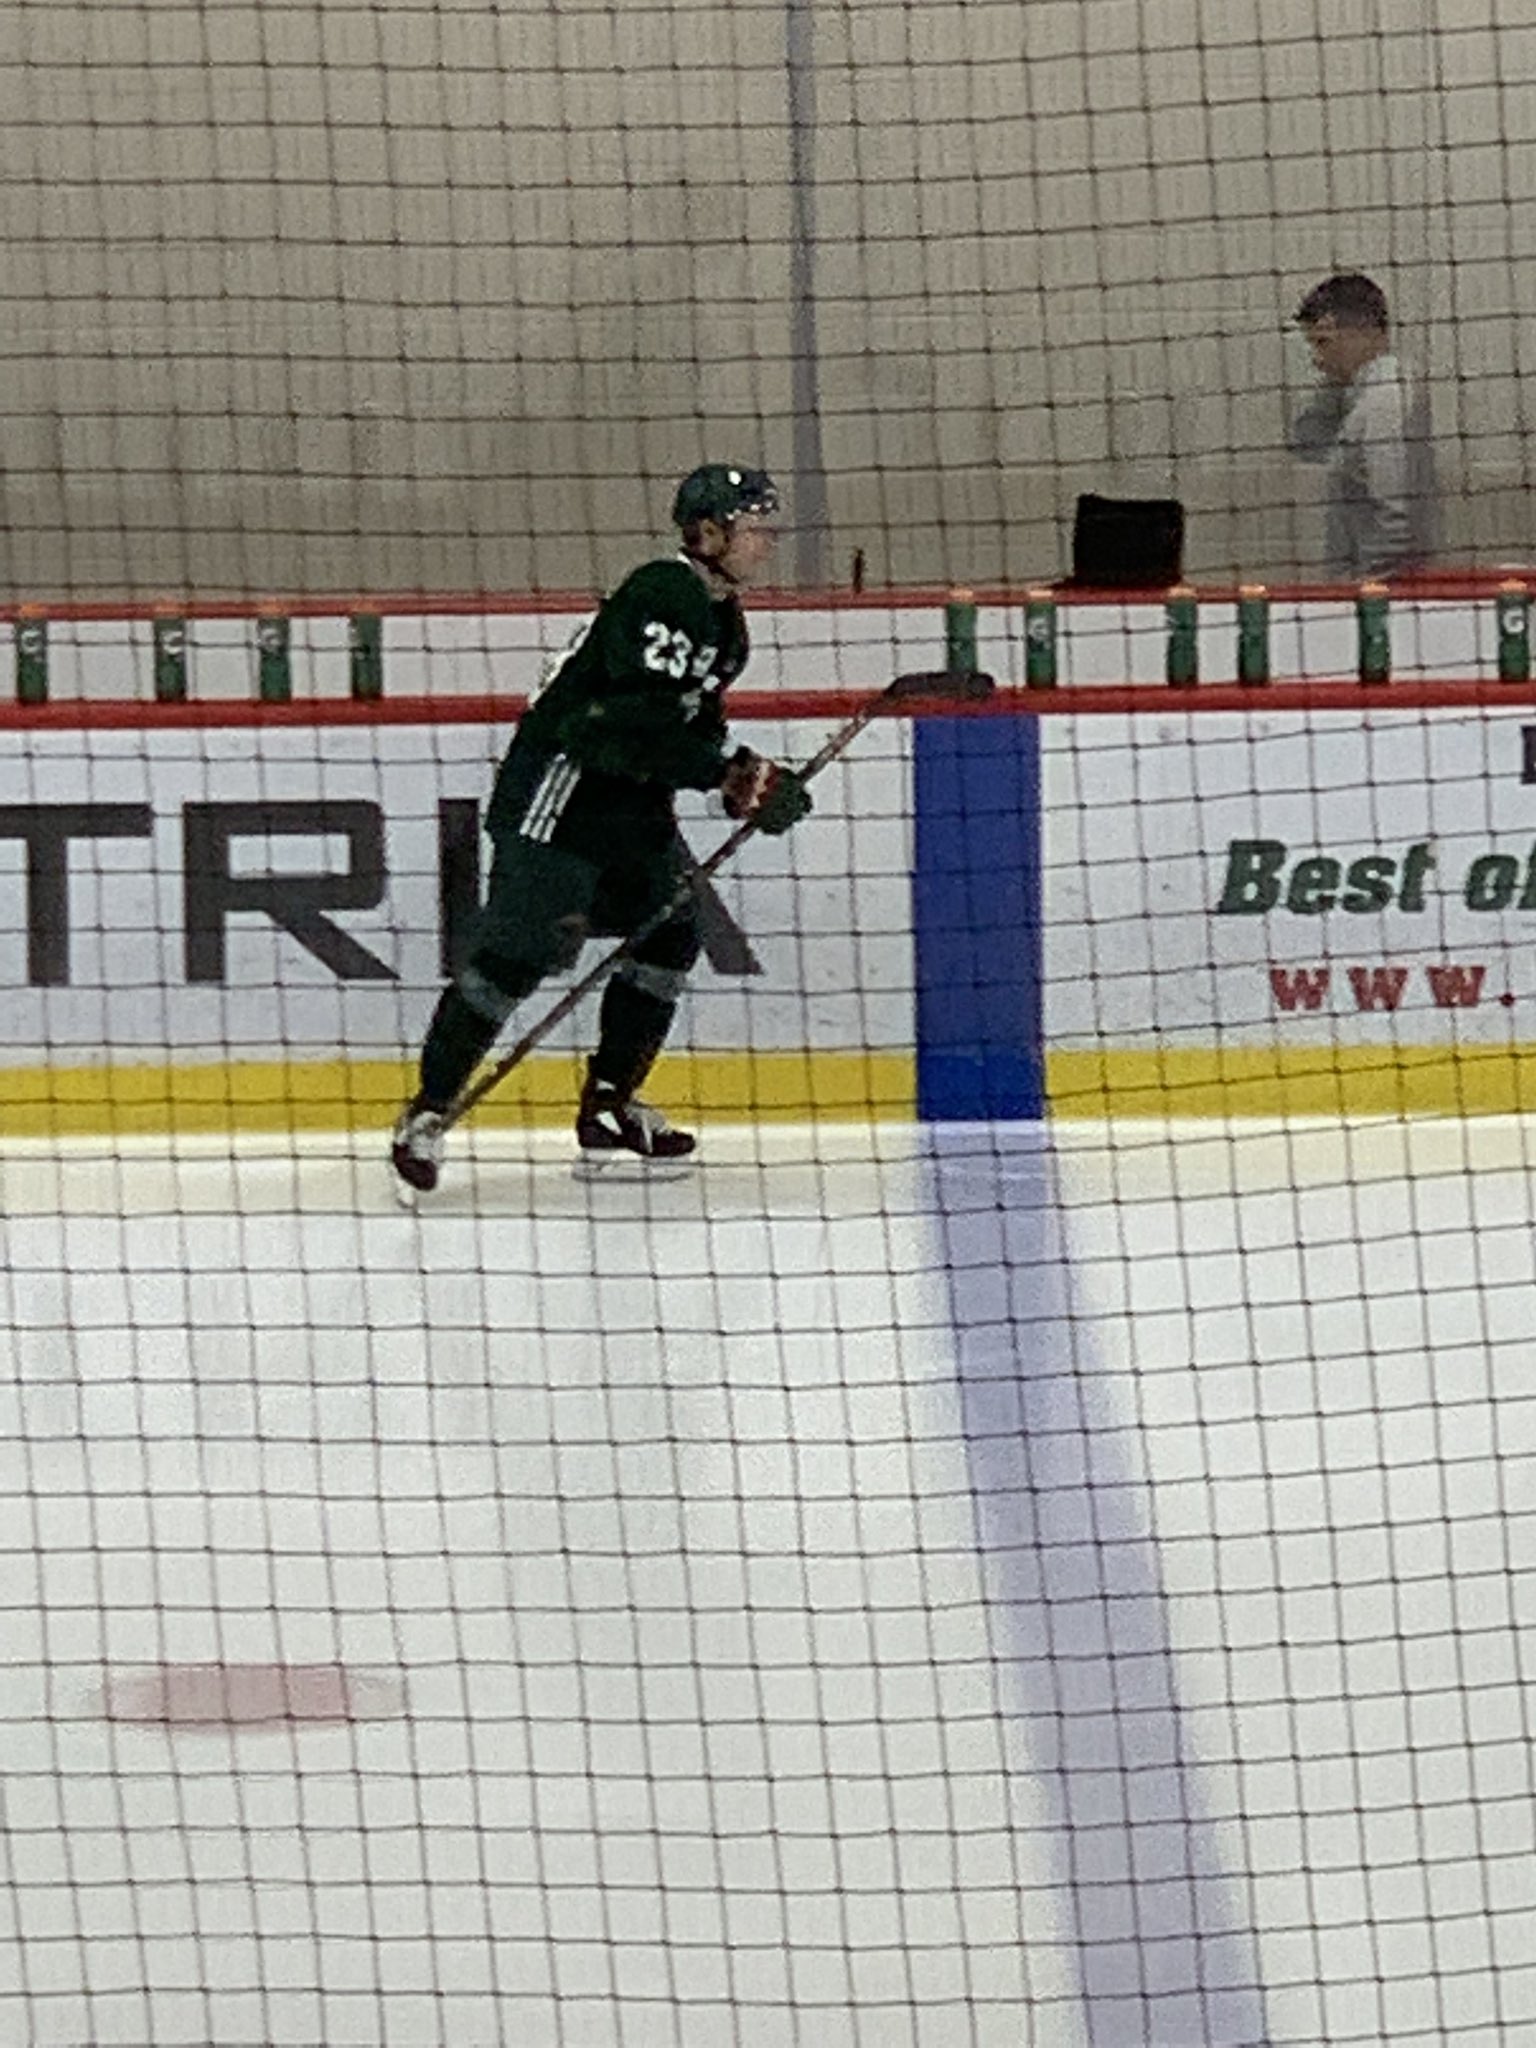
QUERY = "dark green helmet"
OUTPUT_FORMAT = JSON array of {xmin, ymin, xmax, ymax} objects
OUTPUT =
[{"xmin": 671, "ymin": 464, "xmax": 780, "ymax": 529}]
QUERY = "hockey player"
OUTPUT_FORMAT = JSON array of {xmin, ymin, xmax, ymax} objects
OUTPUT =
[{"xmin": 391, "ymin": 463, "xmax": 812, "ymax": 1194}]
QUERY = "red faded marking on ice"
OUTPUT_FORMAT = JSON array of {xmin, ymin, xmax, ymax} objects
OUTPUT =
[{"xmin": 99, "ymin": 1662, "xmax": 406, "ymax": 1729}]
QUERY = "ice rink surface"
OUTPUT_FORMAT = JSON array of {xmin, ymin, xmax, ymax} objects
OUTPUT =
[{"xmin": 2, "ymin": 1118, "xmax": 1534, "ymax": 2047}]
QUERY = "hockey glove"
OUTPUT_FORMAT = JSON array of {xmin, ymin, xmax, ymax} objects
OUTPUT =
[{"xmin": 720, "ymin": 748, "xmax": 813, "ymax": 836}]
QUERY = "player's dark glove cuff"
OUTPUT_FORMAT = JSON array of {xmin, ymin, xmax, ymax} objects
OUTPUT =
[
  {"xmin": 720, "ymin": 747, "xmax": 812, "ymax": 834},
  {"xmin": 753, "ymin": 765, "xmax": 812, "ymax": 836}
]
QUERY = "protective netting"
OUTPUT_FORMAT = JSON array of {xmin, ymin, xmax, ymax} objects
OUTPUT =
[
  {"xmin": 5, "ymin": 663, "xmax": 1536, "ymax": 2045},
  {"xmin": 3, "ymin": 0, "xmax": 1536, "ymax": 597},
  {"xmin": 4, "ymin": 1, "xmax": 1536, "ymax": 2042}
]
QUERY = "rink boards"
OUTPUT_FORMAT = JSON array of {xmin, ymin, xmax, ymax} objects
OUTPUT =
[
  {"xmin": 0, "ymin": 714, "xmax": 914, "ymax": 1134},
  {"xmin": 5, "ymin": 675, "xmax": 1536, "ymax": 1128},
  {"xmin": 1044, "ymin": 702, "xmax": 1536, "ymax": 1115}
]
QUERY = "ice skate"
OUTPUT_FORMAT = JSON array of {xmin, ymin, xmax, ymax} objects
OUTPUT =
[
  {"xmin": 391, "ymin": 1100, "xmax": 448, "ymax": 1202},
  {"xmin": 573, "ymin": 1076, "xmax": 697, "ymax": 1181}
]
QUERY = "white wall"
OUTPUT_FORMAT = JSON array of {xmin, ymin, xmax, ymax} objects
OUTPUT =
[{"xmin": 2, "ymin": 1, "xmax": 1536, "ymax": 593}]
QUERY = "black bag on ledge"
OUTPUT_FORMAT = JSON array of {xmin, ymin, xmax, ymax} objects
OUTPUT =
[{"xmin": 1068, "ymin": 493, "xmax": 1186, "ymax": 589}]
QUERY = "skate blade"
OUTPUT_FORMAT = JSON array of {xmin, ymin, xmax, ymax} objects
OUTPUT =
[
  {"xmin": 389, "ymin": 1159, "xmax": 440, "ymax": 1208},
  {"xmin": 572, "ymin": 1152, "xmax": 697, "ymax": 1184}
]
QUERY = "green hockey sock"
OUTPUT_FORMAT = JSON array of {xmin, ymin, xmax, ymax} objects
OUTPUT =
[
  {"xmin": 590, "ymin": 978, "xmax": 675, "ymax": 1099},
  {"xmin": 418, "ymin": 986, "xmax": 503, "ymax": 1109}
]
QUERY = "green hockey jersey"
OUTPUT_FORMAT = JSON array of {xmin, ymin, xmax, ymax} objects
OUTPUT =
[{"xmin": 509, "ymin": 557, "xmax": 749, "ymax": 796}]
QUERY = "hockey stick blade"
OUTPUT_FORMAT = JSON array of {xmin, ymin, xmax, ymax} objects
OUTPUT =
[{"xmin": 884, "ymin": 668, "xmax": 996, "ymax": 702}]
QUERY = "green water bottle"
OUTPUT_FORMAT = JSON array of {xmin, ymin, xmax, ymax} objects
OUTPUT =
[
  {"xmin": 1498, "ymin": 580, "xmax": 1530, "ymax": 682},
  {"xmin": 349, "ymin": 610, "xmax": 383, "ymax": 699},
  {"xmin": 944, "ymin": 589, "xmax": 977, "ymax": 675},
  {"xmin": 256, "ymin": 607, "xmax": 292, "ymax": 702},
  {"xmin": 1024, "ymin": 586, "xmax": 1057, "ymax": 689},
  {"xmin": 15, "ymin": 607, "xmax": 47, "ymax": 704},
  {"xmin": 153, "ymin": 610, "xmax": 188, "ymax": 702},
  {"xmin": 1165, "ymin": 585, "xmax": 1198, "ymax": 686},
  {"xmin": 1357, "ymin": 581, "xmax": 1391, "ymax": 684},
  {"xmin": 1237, "ymin": 584, "xmax": 1270, "ymax": 686}
]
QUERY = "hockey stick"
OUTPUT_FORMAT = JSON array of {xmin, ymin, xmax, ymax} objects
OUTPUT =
[
  {"xmin": 440, "ymin": 666, "xmax": 996, "ymax": 1133},
  {"xmin": 686, "ymin": 853, "xmax": 764, "ymax": 976}
]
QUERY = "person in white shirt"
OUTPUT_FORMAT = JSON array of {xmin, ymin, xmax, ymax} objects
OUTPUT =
[{"xmin": 1287, "ymin": 271, "xmax": 1439, "ymax": 580}]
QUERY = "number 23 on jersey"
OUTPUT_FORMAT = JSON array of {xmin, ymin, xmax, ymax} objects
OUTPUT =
[{"xmin": 642, "ymin": 621, "xmax": 718, "ymax": 683}]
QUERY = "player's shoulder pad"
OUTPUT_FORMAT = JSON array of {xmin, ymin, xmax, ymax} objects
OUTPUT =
[{"xmin": 612, "ymin": 556, "xmax": 717, "ymax": 625}]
